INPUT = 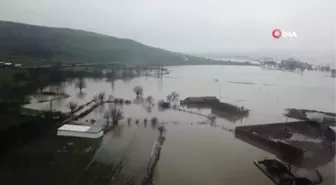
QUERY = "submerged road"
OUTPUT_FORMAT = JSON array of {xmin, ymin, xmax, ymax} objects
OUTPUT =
[{"xmin": 74, "ymin": 124, "xmax": 158, "ymax": 185}]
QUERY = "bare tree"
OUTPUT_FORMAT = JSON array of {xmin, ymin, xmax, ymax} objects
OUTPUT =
[
  {"xmin": 158, "ymin": 124, "xmax": 166, "ymax": 137},
  {"xmin": 75, "ymin": 77, "xmax": 86, "ymax": 93},
  {"xmin": 146, "ymin": 96, "xmax": 155, "ymax": 106},
  {"xmin": 133, "ymin": 86, "xmax": 143, "ymax": 97},
  {"xmin": 68, "ymin": 101, "xmax": 78, "ymax": 114},
  {"xmin": 98, "ymin": 92, "xmax": 105, "ymax": 103},
  {"xmin": 167, "ymin": 91, "xmax": 180, "ymax": 107},
  {"xmin": 208, "ymin": 115, "xmax": 216, "ymax": 126},
  {"xmin": 144, "ymin": 96, "xmax": 155, "ymax": 113},
  {"xmin": 151, "ymin": 117, "xmax": 158, "ymax": 127},
  {"xmin": 144, "ymin": 119, "xmax": 148, "ymax": 128},
  {"xmin": 106, "ymin": 104, "xmax": 124, "ymax": 125},
  {"xmin": 166, "ymin": 95, "xmax": 173, "ymax": 102},
  {"xmin": 167, "ymin": 92, "xmax": 179, "ymax": 102},
  {"xmin": 104, "ymin": 111, "xmax": 110, "ymax": 126}
]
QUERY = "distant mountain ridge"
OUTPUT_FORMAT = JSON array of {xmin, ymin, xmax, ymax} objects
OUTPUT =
[{"xmin": 0, "ymin": 20, "xmax": 211, "ymax": 65}]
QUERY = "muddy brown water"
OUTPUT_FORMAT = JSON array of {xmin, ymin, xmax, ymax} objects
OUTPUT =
[{"xmin": 20, "ymin": 65, "xmax": 336, "ymax": 185}]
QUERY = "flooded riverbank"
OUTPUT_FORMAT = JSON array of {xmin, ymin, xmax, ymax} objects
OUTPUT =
[{"xmin": 3, "ymin": 65, "xmax": 335, "ymax": 185}]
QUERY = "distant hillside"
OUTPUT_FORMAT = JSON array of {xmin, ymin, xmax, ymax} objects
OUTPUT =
[{"xmin": 0, "ymin": 21, "xmax": 212, "ymax": 65}]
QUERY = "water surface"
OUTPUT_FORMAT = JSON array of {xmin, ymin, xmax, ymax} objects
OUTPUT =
[{"xmin": 23, "ymin": 65, "xmax": 335, "ymax": 185}]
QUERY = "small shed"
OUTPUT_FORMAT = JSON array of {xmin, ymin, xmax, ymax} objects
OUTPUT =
[{"xmin": 57, "ymin": 124, "xmax": 103, "ymax": 138}]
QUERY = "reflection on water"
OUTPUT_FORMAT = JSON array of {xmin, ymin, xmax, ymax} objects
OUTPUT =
[{"xmin": 18, "ymin": 66, "xmax": 336, "ymax": 185}]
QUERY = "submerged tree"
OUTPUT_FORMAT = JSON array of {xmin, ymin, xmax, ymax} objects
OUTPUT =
[
  {"xmin": 167, "ymin": 91, "xmax": 180, "ymax": 107},
  {"xmin": 75, "ymin": 77, "xmax": 86, "ymax": 93},
  {"xmin": 151, "ymin": 117, "xmax": 158, "ymax": 128},
  {"xmin": 146, "ymin": 96, "xmax": 155, "ymax": 106},
  {"xmin": 49, "ymin": 83, "xmax": 66, "ymax": 96},
  {"xmin": 158, "ymin": 124, "xmax": 166, "ymax": 137},
  {"xmin": 167, "ymin": 92, "xmax": 179, "ymax": 102},
  {"xmin": 104, "ymin": 111, "xmax": 110, "ymax": 125},
  {"xmin": 98, "ymin": 92, "xmax": 105, "ymax": 103},
  {"xmin": 68, "ymin": 101, "xmax": 78, "ymax": 114},
  {"xmin": 75, "ymin": 77, "xmax": 86, "ymax": 99},
  {"xmin": 133, "ymin": 86, "xmax": 143, "ymax": 97},
  {"xmin": 208, "ymin": 115, "xmax": 217, "ymax": 126},
  {"xmin": 106, "ymin": 104, "xmax": 124, "ymax": 126},
  {"xmin": 106, "ymin": 70, "xmax": 117, "ymax": 92},
  {"xmin": 144, "ymin": 96, "xmax": 155, "ymax": 113}
]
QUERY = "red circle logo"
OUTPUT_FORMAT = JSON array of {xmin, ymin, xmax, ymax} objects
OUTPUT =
[{"xmin": 272, "ymin": 29, "xmax": 282, "ymax": 39}]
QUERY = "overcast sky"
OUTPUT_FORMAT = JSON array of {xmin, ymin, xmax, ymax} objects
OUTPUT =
[{"xmin": 0, "ymin": 0, "xmax": 335, "ymax": 62}]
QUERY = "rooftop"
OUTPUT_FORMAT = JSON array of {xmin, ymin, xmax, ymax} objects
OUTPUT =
[
  {"xmin": 235, "ymin": 121, "xmax": 335, "ymax": 168},
  {"xmin": 57, "ymin": 124, "xmax": 103, "ymax": 138},
  {"xmin": 182, "ymin": 96, "xmax": 219, "ymax": 103}
]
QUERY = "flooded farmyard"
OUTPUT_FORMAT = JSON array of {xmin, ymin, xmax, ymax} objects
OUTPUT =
[{"xmin": 0, "ymin": 65, "xmax": 334, "ymax": 185}]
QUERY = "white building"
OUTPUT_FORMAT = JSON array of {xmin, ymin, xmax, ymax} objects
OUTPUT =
[{"xmin": 57, "ymin": 124, "xmax": 104, "ymax": 138}]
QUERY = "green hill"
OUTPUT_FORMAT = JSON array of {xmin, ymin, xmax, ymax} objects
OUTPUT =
[{"xmin": 0, "ymin": 20, "xmax": 211, "ymax": 65}]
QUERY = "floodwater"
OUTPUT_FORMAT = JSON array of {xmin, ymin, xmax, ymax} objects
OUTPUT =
[{"xmin": 19, "ymin": 66, "xmax": 336, "ymax": 185}]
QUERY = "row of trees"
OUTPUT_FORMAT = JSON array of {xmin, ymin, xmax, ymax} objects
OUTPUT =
[
  {"xmin": 67, "ymin": 92, "xmax": 124, "ymax": 128},
  {"xmin": 104, "ymin": 104, "xmax": 123, "ymax": 127},
  {"xmin": 67, "ymin": 86, "xmax": 180, "ymax": 129},
  {"xmin": 69, "ymin": 84, "xmax": 179, "ymax": 112},
  {"xmin": 133, "ymin": 85, "xmax": 179, "ymax": 104}
]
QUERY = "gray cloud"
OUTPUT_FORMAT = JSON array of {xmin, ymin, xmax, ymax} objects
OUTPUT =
[{"xmin": 0, "ymin": 0, "xmax": 335, "ymax": 63}]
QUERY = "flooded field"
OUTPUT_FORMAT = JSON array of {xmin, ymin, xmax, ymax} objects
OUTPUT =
[{"xmin": 3, "ymin": 65, "xmax": 336, "ymax": 185}]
